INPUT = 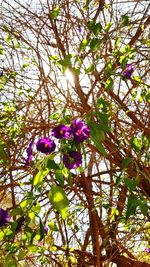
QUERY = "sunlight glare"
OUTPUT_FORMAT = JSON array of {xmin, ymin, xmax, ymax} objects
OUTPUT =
[{"xmin": 65, "ymin": 69, "xmax": 75, "ymax": 86}]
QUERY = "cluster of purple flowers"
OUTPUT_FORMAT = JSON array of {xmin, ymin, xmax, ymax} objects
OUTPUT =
[
  {"xmin": 145, "ymin": 248, "xmax": 150, "ymax": 253},
  {"xmin": 25, "ymin": 119, "xmax": 90, "ymax": 169},
  {"xmin": 0, "ymin": 207, "xmax": 48, "ymax": 236},
  {"xmin": 0, "ymin": 208, "xmax": 10, "ymax": 227},
  {"xmin": 44, "ymin": 224, "xmax": 48, "ymax": 234},
  {"xmin": 36, "ymin": 138, "xmax": 56, "ymax": 154},
  {"xmin": 121, "ymin": 64, "xmax": 133, "ymax": 79},
  {"xmin": 0, "ymin": 208, "xmax": 25, "ymax": 231},
  {"xmin": 25, "ymin": 139, "xmax": 34, "ymax": 166},
  {"xmin": 63, "ymin": 151, "xmax": 82, "ymax": 170},
  {"xmin": 15, "ymin": 216, "xmax": 25, "ymax": 232}
]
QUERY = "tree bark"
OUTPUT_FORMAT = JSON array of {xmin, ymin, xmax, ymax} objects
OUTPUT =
[{"xmin": 113, "ymin": 255, "xmax": 150, "ymax": 267}]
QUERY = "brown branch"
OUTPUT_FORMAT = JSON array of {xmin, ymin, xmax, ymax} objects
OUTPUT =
[
  {"xmin": 113, "ymin": 254, "xmax": 150, "ymax": 267},
  {"xmin": 81, "ymin": 173, "xmax": 102, "ymax": 267},
  {"xmin": 128, "ymin": 15, "xmax": 150, "ymax": 47},
  {"xmin": 108, "ymin": 90, "xmax": 150, "ymax": 137}
]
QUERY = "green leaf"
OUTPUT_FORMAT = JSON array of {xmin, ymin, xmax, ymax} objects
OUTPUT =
[
  {"xmin": 11, "ymin": 207, "xmax": 23, "ymax": 217},
  {"xmin": 48, "ymin": 185, "xmax": 69, "ymax": 220},
  {"xmin": 0, "ymin": 45, "xmax": 5, "ymax": 55},
  {"xmin": 124, "ymin": 178, "xmax": 138, "ymax": 191},
  {"xmin": 88, "ymin": 121, "xmax": 105, "ymax": 141},
  {"xmin": 96, "ymin": 98, "xmax": 109, "ymax": 112},
  {"xmin": 21, "ymin": 63, "xmax": 29, "ymax": 70},
  {"xmin": 47, "ymin": 159, "xmax": 60, "ymax": 170},
  {"xmin": 50, "ymin": 7, "xmax": 59, "ymax": 19},
  {"xmin": 39, "ymin": 218, "xmax": 45, "ymax": 241},
  {"xmin": 111, "ymin": 208, "xmax": 119, "ymax": 221},
  {"xmin": 5, "ymin": 34, "xmax": 11, "ymax": 44},
  {"xmin": 119, "ymin": 56, "xmax": 127, "ymax": 67},
  {"xmin": 31, "ymin": 202, "xmax": 41, "ymax": 213},
  {"xmin": 121, "ymin": 15, "xmax": 130, "ymax": 26},
  {"xmin": 105, "ymin": 77, "xmax": 113, "ymax": 91},
  {"xmin": 58, "ymin": 54, "xmax": 72, "ymax": 67},
  {"xmin": 30, "ymin": 232, "xmax": 37, "ymax": 245},
  {"xmin": 95, "ymin": 142, "xmax": 107, "ymax": 156},
  {"xmin": 79, "ymin": 39, "xmax": 89, "ymax": 51},
  {"xmin": 95, "ymin": 111, "xmax": 111, "ymax": 132},
  {"xmin": 18, "ymin": 249, "xmax": 25, "ymax": 261},
  {"xmin": 87, "ymin": 21, "xmax": 102, "ymax": 36},
  {"xmin": 33, "ymin": 169, "xmax": 49, "ymax": 187},
  {"xmin": 55, "ymin": 170, "xmax": 64, "ymax": 187},
  {"xmin": 88, "ymin": 121, "xmax": 107, "ymax": 156},
  {"xmin": 50, "ymin": 55, "xmax": 59, "ymax": 61},
  {"xmin": 5, "ymin": 255, "xmax": 17, "ymax": 267},
  {"xmin": 122, "ymin": 157, "xmax": 133, "ymax": 169},
  {"xmin": 15, "ymin": 42, "xmax": 20, "ymax": 48},
  {"xmin": 48, "ymin": 220, "xmax": 58, "ymax": 231},
  {"xmin": 49, "ymin": 112, "xmax": 59, "ymax": 120},
  {"xmin": 72, "ymin": 67, "xmax": 80, "ymax": 75},
  {"xmin": 0, "ymin": 143, "xmax": 7, "ymax": 161},
  {"xmin": 131, "ymin": 137, "xmax": 142, "ymax": 152},
  {"xmin": 27, "ymin": 244, "xmax": 38, "ymax": 253},
  {"xmin": 85, "ymin": 63, "xmax": 95, "ymax": 74},
  {"xmin": 58, "ymin": 59, "xmax": 70, "ymax": 67},
  {"xmin": 115, "ymin": 37, "xmax": 121, "ymax": 48},
  {"xmin": 133, "ymin": 76, "xmax": 142, "ymax": 83},
  {"xmin": 115, "ymin": 173, "xmax": 123, "ymax": 187},
  {"xmin": 126, "ymin": 195, "xmax": 139, "ymax": 221},
  {"xmin": 90, "ymin": 38, "xmax": 101, "ymax": 51},
  {"xmin": 104, "ymin": 22, "xmax": 112, "ymax": 32},
  {"xmin": 84, "ymin": 0, "xmax": 92, "ymax": 9},
  {"xmin": 126, "ymin": 195, "xmax": 148, "ymax": 221},
  {"xmin": 105, "ymin": 61, "xmax": 114, "ymax": 76},
  {"xmin": 0, "ymin": 231, "xmax": 4, "ymax": 241},
  {"xmin": 62, "ymin": 167, "xmax": 71, "ymax": 178},
  {"xmin": 139, "ymin": 201, "xmax": 148, "ymax": 216},
  {"xmin": 20, "ymin": 199, "xmax": 32, "ymax": 209}
]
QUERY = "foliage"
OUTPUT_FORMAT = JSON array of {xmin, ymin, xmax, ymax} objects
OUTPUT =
[{"xmin": 0, "ymin": 0, "xmax": 150, "ymax": 267}]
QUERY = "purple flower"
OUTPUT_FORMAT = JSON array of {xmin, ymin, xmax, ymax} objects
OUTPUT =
[
  {"xmin": 25, "ymin": 140, "xmax": 34, "ymax": 166},
  {"xmin": 122, "ymin": 64, "xmax": 133, "ymax": 79},
  {"xmin": 51, "ymin": 124, "xmax": 72, "ymax": 139},
  {"xmin": 78, "ymin": 26, "xmax": 82, "ymax": 33},
  {"xmin": 36, "ymin": 138, "xmax": 56, "ymax": 154},
  {"xmin": 63, "ymin": 151, "xmax": 82, "ymax": 169},
  {"xmin": 71, "ymin": 119, "xmax": 90, "ymax": 143},
  {"xmin": 0, "ymin": 208, "xmax": 10, "ymax": 227},
  {"xmin": 16, "ymin": 216, "xmax": 25, "ymax": 232},
  {"xmin": 145, "ymin": 248, "xmax": 150, "ymax": 253},
  {"xmin": 44, "ymin": 224, "xmax": 48, "ymax": 234},
  {"xmin": 0, "ymin": 70, "xmax": 3, "ymax": 77}
]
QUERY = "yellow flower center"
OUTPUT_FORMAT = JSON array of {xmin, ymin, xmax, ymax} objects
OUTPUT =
[
  {"xmin": 44, "ymin": 143, "xmax": 48, "ymax": 148},
  {"xmin": 77, "ymin": 129, "xmax": 82, "ymax": 135},
  {"xmin": 60, "ymin": 130, "xmax": 63, "ymax": 135}
]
